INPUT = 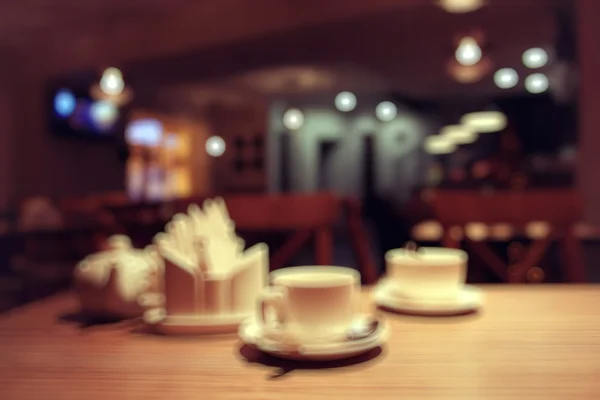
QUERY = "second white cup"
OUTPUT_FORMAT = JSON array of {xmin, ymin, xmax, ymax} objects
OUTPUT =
[{"xmin": 385, "ymin": 247, "xmax": 468, "ymax": 301}]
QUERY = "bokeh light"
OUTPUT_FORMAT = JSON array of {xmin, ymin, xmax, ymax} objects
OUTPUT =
[
  {"xmin": 334, "ymin": 91, "xmax": 357, "ymax": 112},
  {"xmin": 283, "ymin": 108, "xmax": 305, "ymax": 130},
  {"xmin": 206, "ymin": 136, "xmax": 226, "ymax": 157},
  {"xmin": 375, "ymin": 101, "xmax": 397, "ymax": 122},
  {"xmin": 54, "ymin": 89, "xmax": 76, "ymax": 118},
  {"xmin": 100, "ymin": 67, "xmax": 125, "ymax": 96}
]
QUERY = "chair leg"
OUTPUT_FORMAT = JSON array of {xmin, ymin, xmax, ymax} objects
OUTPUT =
[
  {"xmin": 559, "ymin": 230, "xmax": 587, "ymax": 282},
  {"xmin": 344, "ymin": 198, "xmax": 378, "ymax": 285},
  {"xmin": 270, "ymin": 230, "xmax": 312, "ymax": 271},
  {"xmin": 315, "ymin": 227, "xmax": 333, "ymax": 266},
  {"xmin": 442, "ymin": 230, "xmax": 461, "ymax": 249},
  {"xmin": 465, "ymin": 239, "xmax": 509, "ymax": 282},
  {"xmin": 510, "ymin": 236, "xmax": 552, "ymax": 283}
]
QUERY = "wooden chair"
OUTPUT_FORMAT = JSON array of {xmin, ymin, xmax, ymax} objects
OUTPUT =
[
  {"xmin": 0, "ymin": 194, "xmax": 116, "ymax": 305},
  {"xmin": 9, "ymin": 226, "xmax": 102, "ymax": 302},
  {"xmin": 432, "ymin": 189, "xmax": 586, "ymax": 283},
  {"xmin": 103, "ymin": 201, "xmax": 169, "ymax": 248},
  {"xmin": 343, "ymin": 197, "xmax": 378, "ymax": 284},
  {"xmin": 103, "ymin": 193, "xmax": 378, "ymax": 284}
]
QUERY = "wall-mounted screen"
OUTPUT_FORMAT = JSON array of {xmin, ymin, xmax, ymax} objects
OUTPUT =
[{"xmin": 47, "ymin": 83, "xmax": 129, "ymax": 140}]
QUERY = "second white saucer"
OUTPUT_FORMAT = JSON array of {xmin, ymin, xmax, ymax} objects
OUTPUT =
[
  {"xmin": 144, "ymin": 308, "xmax": 247, "ymax": 335},
  {"xmin": 374, "ymin": 280, "xmax": 483, "ymax": 316},
  {"xmin": 238, "ymin": 315, "xmax": 388, "ymax": 361}
]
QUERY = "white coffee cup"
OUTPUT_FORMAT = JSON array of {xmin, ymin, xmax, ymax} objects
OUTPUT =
[
  {"xmin": 259, "ymin": 266, "xmax": 360, "ymax": 345},
  {"xmin": 385, "ymin": 247, "xmax": 468, "ymax": 301}
]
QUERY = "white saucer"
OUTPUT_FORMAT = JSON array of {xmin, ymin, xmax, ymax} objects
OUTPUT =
[
  {"xmin": 374, "ymin": 280, "xmax": 483, "ymax": 316},
  {"xmin": 238, "ymin": 315, "xmax": 388, "ymax": 361},
  {"xmin": 144, "ymin": 308, "xmax": 248, "ymax": 335}
]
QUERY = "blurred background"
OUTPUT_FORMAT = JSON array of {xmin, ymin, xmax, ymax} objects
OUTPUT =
[{"xmin": 1, "ymin": 0, "xmax": 599, "ymax": 311}]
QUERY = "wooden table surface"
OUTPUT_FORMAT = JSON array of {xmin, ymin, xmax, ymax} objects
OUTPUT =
[{"xmin": 1, "ymin": 285, "xmax": 599, "ymax": 400}]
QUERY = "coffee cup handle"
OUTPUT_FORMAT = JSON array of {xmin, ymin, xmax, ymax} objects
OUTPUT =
[{"xmin": 259, "ymin": 286, "xmax": 288, "ymax": 337}]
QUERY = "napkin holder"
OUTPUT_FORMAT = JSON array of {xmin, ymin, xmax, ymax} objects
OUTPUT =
[{"xmin": 145, "ymin": 243, "xmax": 268, "ymax": 334}]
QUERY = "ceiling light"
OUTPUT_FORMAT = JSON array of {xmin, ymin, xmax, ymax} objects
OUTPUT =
[
  {"xmin": 100, "ymin": 67, "xmax": 125, "ymax": 96},
  {"xmin": 440, "ymin": 125, "xmax": 478, "ymax": 144},
  {"xmin": 283, "ymin": 108, "xmax": 304, "ymax": 130},
  {"xmin": 455, "ymin": 37, "xmax": 482, "ymax": 66},
  {"xmin": 460, "ymin": 111, "xmax": 507, "ymax": 133},
  {"xmin": 92, "ymin": 67, "xmax": 132, "ymax": 106},
  {"xmin": 103, "ymin": 67, "xmax": 122, "ymax": 78},
  {"xmin": 334, "ymin": 91, "xmax": 357, "ymax": 112},
  {"xmin": 424, "ymin": 135, "xmax": 456, "ymax": 155},
  {"xmin": 205, "ymin": 136, "xmax": 226, "ymax": 157},
  {"xmin": 494, "ymin": 68, "xmax": 519, "ymax": 89},
  {"xmin": 375, "ymin": 101, "xmax": 397, "ymax": 122},
  {"xmin": 522, "ymin": 48, "xmax": 548, "ymax": 69},
  {"xmin": 438, "ymin": 0, "xmax": 485, "ymax": 13},
  {"xmin": 525, "ymin": 73, "xmax": 549, "ymax": 94}
]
